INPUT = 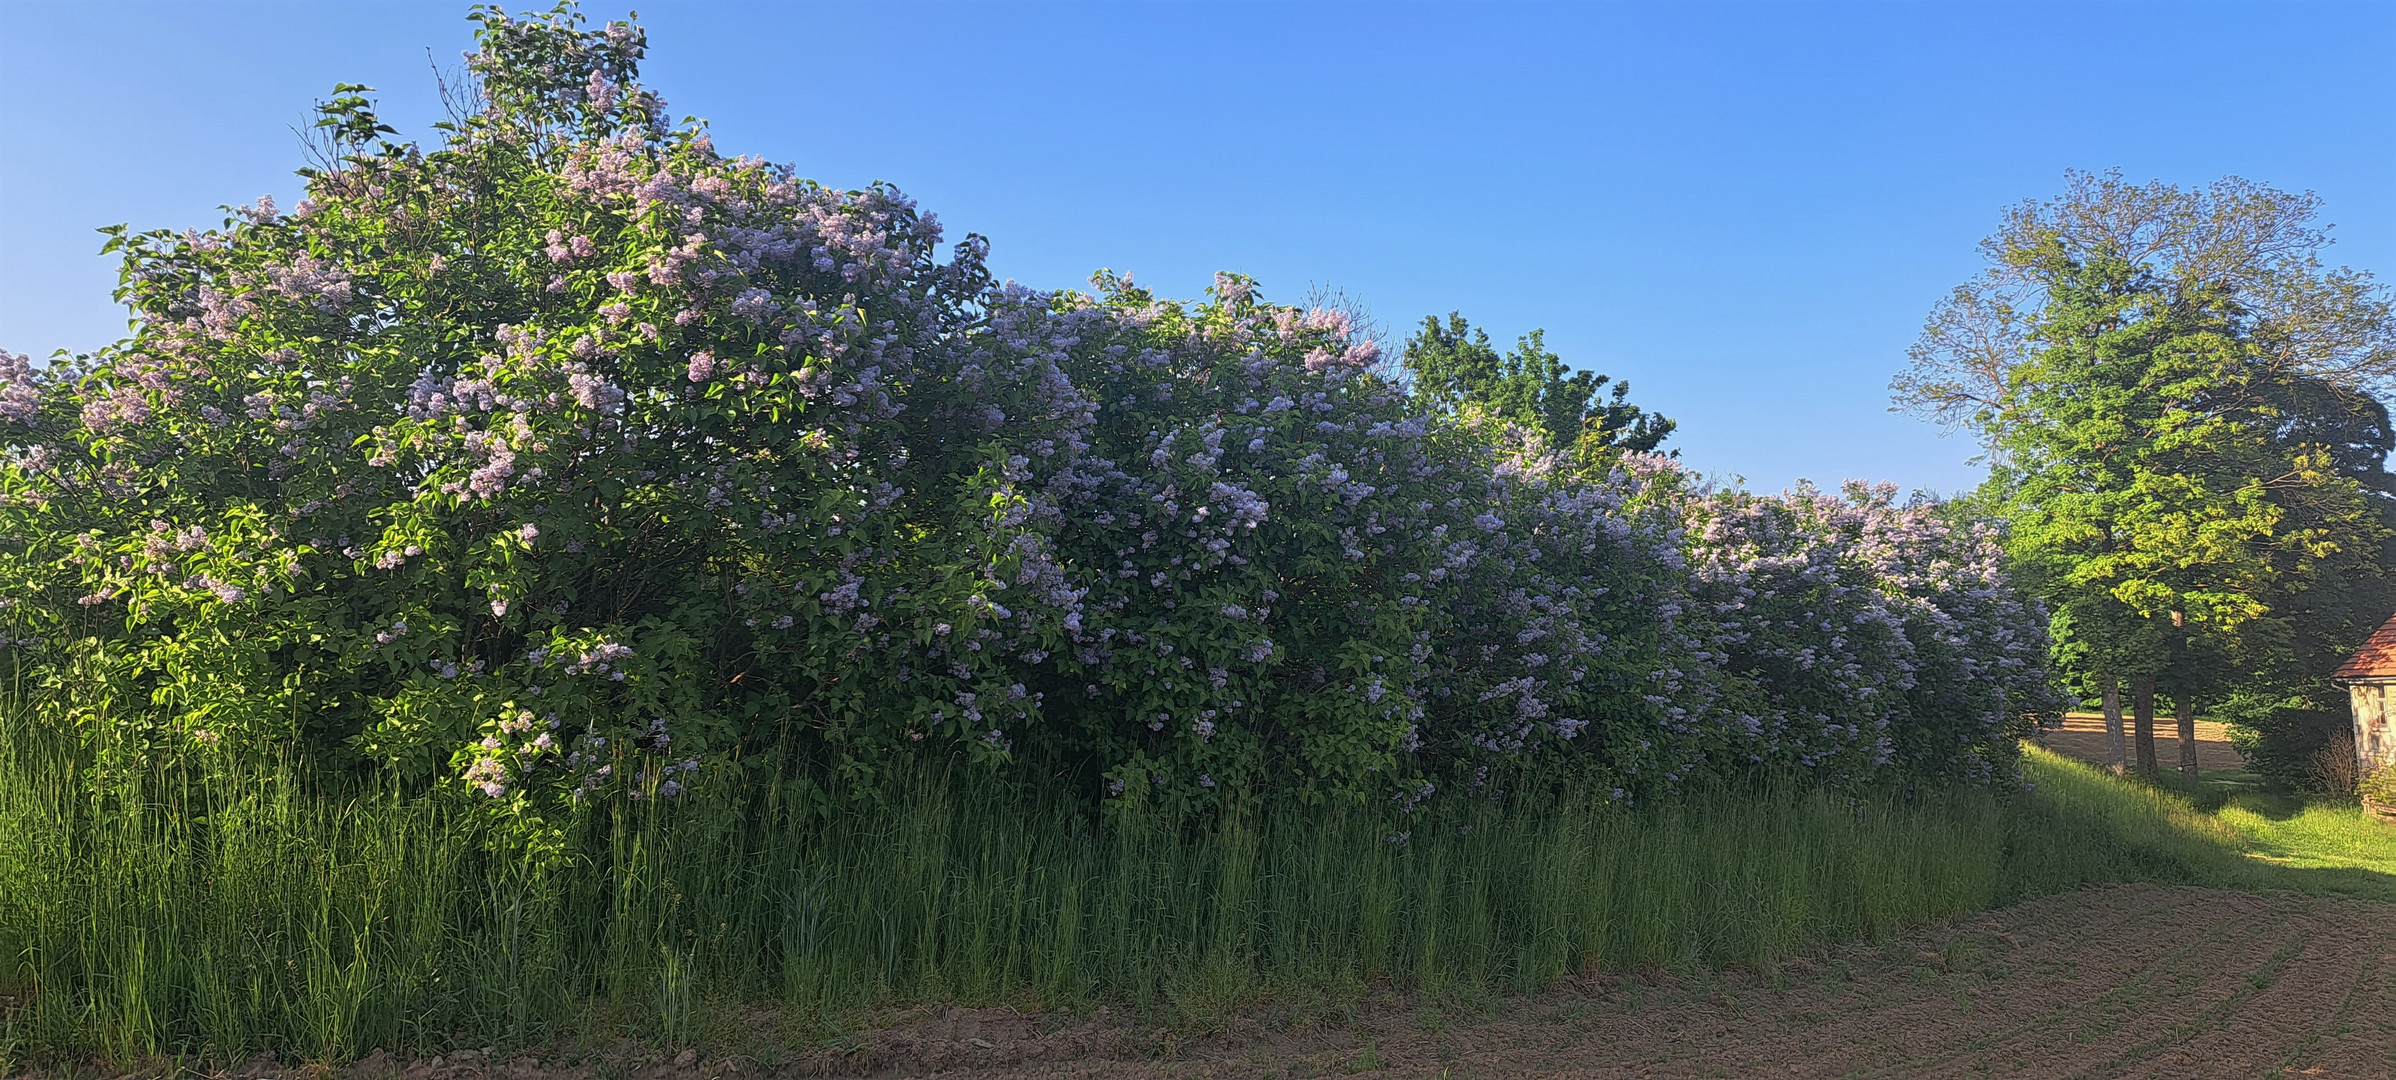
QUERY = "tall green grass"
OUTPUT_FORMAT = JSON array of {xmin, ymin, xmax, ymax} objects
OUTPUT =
[{"xmin": 0, "ymin": 707, "xmax": 2321, "ymax": 1068}]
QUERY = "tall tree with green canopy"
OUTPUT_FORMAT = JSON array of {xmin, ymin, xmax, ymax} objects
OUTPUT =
[
  {"xmin": 1893, "ymin": 170, "xmax": 2396, "ymax": 447},
  {"xmin": 1402, "ymin": 313, "xmax": 1673, "ymax": 464},
  {"xmin": 1896, "ymin": 172, "xmax": 2396, "ymax": 780}
]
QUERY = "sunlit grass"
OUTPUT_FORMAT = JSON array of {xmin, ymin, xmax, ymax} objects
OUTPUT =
[
  {"xmin": 2218, "ymin": 800, "xmax": 2396, "ymax": 880},
  {"xmin": 3, "ymin": 723, "xmax": 2386, "ymax": 1069},
  {"xmin": 2022, "ymin": 743, "xmax": 2396, "ymax": 903}
]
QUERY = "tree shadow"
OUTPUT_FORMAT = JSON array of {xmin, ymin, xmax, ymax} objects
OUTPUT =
[
  {"xmin": 2220, "ymin": 858, "xmax": 2396, "ymax": 904},
  {"xmin": 2018, "ymin": 745, "xmax": 2396, "ymax": 904}
]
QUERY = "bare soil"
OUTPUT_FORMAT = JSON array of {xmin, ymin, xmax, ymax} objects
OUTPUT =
[
  {"xmin": 2034, "ymin": 712, "xmax": 2249, "ymax": 773},
  {"xmin": 112, "ymin": 883, "xmax": 2393, "ymax": 1080}
]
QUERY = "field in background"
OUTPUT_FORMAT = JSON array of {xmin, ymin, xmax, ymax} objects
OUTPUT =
[{"xmin": 2032, "ymin": 711, "xmax": 2247, "ymax": 772}]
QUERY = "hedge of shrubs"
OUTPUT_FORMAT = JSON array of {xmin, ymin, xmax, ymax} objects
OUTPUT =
[{"xmin": 0, "ymin": 7, "xmax": 2064, "ymax": 825}]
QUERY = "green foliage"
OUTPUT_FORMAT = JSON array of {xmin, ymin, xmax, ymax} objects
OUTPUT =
[
  {"xmin": 2357, "ymin": 763, "xmax": 2396, "ymax": 806},
  {"xmin": 1893, "ymin": 169, "xmax": 2396, "ymax": 447},
  {"xmin": 1400, "ymin": 313, "xmax": 1673, "ymax": 461},
  {"xmin": 2215, "ymin": 685, "xmax": 2353, "ymax": 791},
  {"xmin": 1897, "ymin": 172, "xmax": 2396, "ymax": 721},
  {"xmin": 1999, "ymin": 257, "xmax": 2384, "ymax": 647}
]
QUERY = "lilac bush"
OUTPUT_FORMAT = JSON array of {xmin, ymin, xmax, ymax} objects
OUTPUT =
[
  {"xmin": 1680, "ymin": 482, "xmax": 2066, "ymax": 787},
  {"xmin": 0, "ymin": 6, "xmax": 2060, "ymax": 819},
  {"xmin": 1029, "ymin": 277, "xmax": 1707, "ymax": 808}
]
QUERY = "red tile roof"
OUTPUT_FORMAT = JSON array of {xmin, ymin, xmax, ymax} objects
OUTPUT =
[{"xmin": 2334, "ymin": 613, "xmax": 2396, "ymax": 679}]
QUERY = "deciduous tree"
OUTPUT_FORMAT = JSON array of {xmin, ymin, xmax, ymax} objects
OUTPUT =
[
  {"xmin": 1402, "ymin": 313, "xmax": 1673, "ymax": 462},
  {"xmin": 1897, "ymin": 174, "xmax": 2396, "ymax": 778}
]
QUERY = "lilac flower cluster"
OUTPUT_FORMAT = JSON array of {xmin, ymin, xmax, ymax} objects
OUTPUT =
[{"xmin": 0, "ymin": 351, "xmax": 40, "ymax": 425}]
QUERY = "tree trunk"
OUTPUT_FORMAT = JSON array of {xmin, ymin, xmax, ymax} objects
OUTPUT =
[
  {"xmin": 2133, "ymin": 675, "xmax": 2159, "ymax": 778},
  {"xmin": 2101, "ymin": 673, "xmax": 2127, "ymax": 777},
  {"xmin": 2176, "ymin": 690, "xmax": 2199, "ymax": 777}
]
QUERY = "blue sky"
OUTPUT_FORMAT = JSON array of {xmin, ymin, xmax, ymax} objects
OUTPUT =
[{"xmin": 3, "ymin": 1, "xmax": 2389, "ymax": 494}]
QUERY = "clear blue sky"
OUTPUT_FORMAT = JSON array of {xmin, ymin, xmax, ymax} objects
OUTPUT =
[{"xmin": 3, "ymin": 2, "xmax": 2389, "ymax": 494}]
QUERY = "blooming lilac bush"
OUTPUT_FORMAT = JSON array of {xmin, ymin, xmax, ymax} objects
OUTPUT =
[
  {"xmin": 0, "ymin": 6, "xmax": 2060, "ymax": 820},
  {"xmin": 1679, "ymin": 482, "xmax": 2066, "ymax": 787},
  {"xmin": 1024, "ymin": 277, "xmax": 1709, "ymax": 808}
]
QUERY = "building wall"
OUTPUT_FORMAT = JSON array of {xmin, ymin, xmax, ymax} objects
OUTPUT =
[{"xmin": 2350, "ymin": 680, "xmax": 2396, "ymax": 772}]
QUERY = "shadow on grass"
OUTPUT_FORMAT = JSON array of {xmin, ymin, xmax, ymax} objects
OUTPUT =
[
  {"xmin": 2152, "ymin": 767, "xmax": 2308, "ymax": 818},
  {"xmin": 2016, "ymin": 745, "xmax": 2396, "ymax": 904}
]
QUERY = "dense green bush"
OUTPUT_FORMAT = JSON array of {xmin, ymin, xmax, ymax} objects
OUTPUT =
[
  {"xmin": 2217, "ymin": 685, "xmax": 2352, "ymax": 790},
  {"xmin": 2358, "ymin": 762, "xmax": 2396, "ymax": 805},
  {"xmin": 0, "ymin": 6, "xmax": 2061, "ymax": 830}
]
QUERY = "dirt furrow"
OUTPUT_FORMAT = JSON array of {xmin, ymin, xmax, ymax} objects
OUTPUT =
[
  {"xmin": 883, "ymin": 886, "xmax": 2393, "ymax": 1080},
  {"xmin": 99, "ymin": 884, "xmax": 2396, "ymax": 1080}
]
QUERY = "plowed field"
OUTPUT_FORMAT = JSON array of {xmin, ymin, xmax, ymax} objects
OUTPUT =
[
  {"xmin": 2033, "ymin": 712, "xmax": 2248, "ymax": 772},
  {"xmin": 277, "ymin": 883, "xmax": 2394, "ymax": 1080}
]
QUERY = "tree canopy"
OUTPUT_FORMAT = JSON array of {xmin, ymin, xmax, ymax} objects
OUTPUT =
[
  {"xmin": 1896, "ymin": 172, "xmax": 2396, "ymax": 782},
  {"xmin": 1401, "ymin": 313, "xmax": 1673, "ymax": 462},
  {"xmin": 1893, "ymin": 169, "xmax": 2396, "ymax": 460}
]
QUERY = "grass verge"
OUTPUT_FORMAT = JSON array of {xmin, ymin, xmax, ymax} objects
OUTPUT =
[{"xmin": 0, "ymin": 719, "xmax": 2386, "ymax": 1071}]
